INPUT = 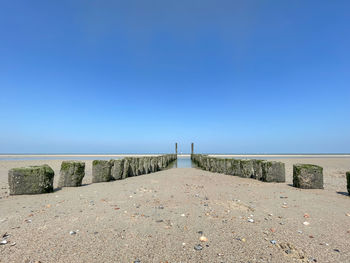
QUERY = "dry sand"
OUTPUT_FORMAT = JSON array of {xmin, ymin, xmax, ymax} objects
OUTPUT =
[{"xmin": 0, "ymin": 157, "xmax": 350, "ymax": 262}]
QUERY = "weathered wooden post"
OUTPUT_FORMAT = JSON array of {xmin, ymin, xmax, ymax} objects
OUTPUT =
[
  {"xmin": 191, "ymin": 143, "xmax": 194, "ymax": 155},
  {"xmin": 175, "ymin": 142, "xmax": 178, "ymax": 155}
]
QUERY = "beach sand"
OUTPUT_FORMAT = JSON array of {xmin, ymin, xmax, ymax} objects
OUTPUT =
[{"xmin": 0, "ymin": 156, "xmax": 350, "ymax": 262}]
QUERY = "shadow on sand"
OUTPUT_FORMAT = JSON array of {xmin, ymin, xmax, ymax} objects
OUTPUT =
[
  {"xmin": 336, "ymin": 191, "xmax": 349, "ymax": 197},
  {"xmin": 54, "ymin": 183, "xmax": 90, "ymax": 192}
]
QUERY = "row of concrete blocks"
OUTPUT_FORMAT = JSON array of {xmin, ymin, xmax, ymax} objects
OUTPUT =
[
  {"xmin": 92, "ymin": 154, "xmax": 177, "ymax": 183},
  {"xmin": 191, "ymin": 154, "xmax": 285, "ymax": 182},
  {"xmin": 7, "ymin": 154, "xmax": 177, "ymax": 195},
  {"xmin": 192, "ymin": 154, "xmax": 350, "ymax": 191}
]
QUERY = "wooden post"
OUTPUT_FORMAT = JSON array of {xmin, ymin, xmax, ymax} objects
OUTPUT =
[
  {"xmin": 175, "ymin": 143, "xmax": 178, "ymax": 154},
  {"xmin": 191, "ymin": 143, "xmax": 194, "ymax": 155}
]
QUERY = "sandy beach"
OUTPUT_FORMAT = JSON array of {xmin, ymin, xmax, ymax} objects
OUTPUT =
[{"xmin": 1, "ymin": 156, "xmax": 350, "ymax": 262}]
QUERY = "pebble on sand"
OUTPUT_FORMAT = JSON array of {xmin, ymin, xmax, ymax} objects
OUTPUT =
[
  {"xmin": 199, "ymin": 236, "xmax": 208, "ymax": 242},
  {"xmin": 194, "ymin": 244, "xmax": 203, "ymax": 251}
]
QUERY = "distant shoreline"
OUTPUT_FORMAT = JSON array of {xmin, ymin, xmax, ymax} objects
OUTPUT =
[{"xmin": 0, "ymin": 153, "xmax": 350, "ymax": 159}]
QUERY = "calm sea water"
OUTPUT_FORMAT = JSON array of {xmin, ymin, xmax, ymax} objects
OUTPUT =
[{"xmin": 169, "ymin": 157, "xmax": 196, "ymax": 168}]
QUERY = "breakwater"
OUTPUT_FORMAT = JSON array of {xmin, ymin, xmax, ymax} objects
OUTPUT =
[
  {"xmin": 191, "ymin": 154, "xmax": 285, "ymax": 183},
  {"xmin": 8, "ymin": 154, "xmax": 177, "ymax": 195},
  {"xmin": 92, "ymin": 154, "xmax": 177, "ymax": 183}
]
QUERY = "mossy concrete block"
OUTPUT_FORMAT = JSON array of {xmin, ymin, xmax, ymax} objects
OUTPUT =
[
  {"xmin": 293, "ymin": 164, "xmax": 323, "ymax": 189},
  {"xmin": 58, "ymin": 161, "xmax": 85, "ymax": 187},
  {"xmin": 143, "ymin": 157, "xmax": 151, "ymax": 174},
  {"xmin": 150, "ymin": 158, "xmax": 158, "ymax": 172},
  {"xmin": 158, "ymin": 156, "xmax": 164, "ymax": 169},
  {"xmin": 123, "ymin": 158, "xmax": 133, "ymax": 178},
  {"xmin": 252, "ymin": 160, "xmax": 263, "ymax": 180},
  {"xmin": 225, "ymin": 159, "xmax": 234, "ymax": 175},
  {"xmin": 240, "ymin": 160, "xmax": 254, "ymax": 178},
  {"xmin": 346, "ymin": 172, "xmax": 350, "ymax": 195},
  {"xmin": 231, "ymin": 159, "xmax": 242, "ymax": 177},
  {"xmin": 137, "ymin": 158, "xmax": 145, "ymax": 175},
  {"xmin": 209, "ymin": 158, "xmax": 217, "ymax": 172},
  {"xmin": 8, "ymin": 165, "xmax": 54, "ymax": 195},
  {"xmin": 261, "ymin": 161, "xmax": 285, "ymax": 182},
  {"xmin": 156, "ymin": 156, "xmax": 161, "ymax": 169},
  {"xmin": 205, "ymin": 157, "xmax": 211, "ymax": 171},
  {"xmin": 217, "ymin": 158, "xmax": 227, "ymax": 174},
  {"xmin": 111, "ymin": 159, "xmax": 125, "ymax": 180},
  {"xmin": 92, "ymin": 160, "xmax": 112, "ymax": 183},
  {"xmin": 130, "ymin": 158, "xmax": 139, "ymax": 176}
]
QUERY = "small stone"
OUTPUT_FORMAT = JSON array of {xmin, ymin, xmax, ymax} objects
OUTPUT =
[
  {"xmin": 270, "ymin": 240, "xmax": 277, "ymax": 245},
  {"xmin": 199, "ymin": 236, "xmax": 208, "ymax": 242},
  {"xmin": 0, "ymin": 240, "xmax": 7, "ymax": 245},
  {"xmin": 248, "ymin": 219, "xmax": 254, "ymax": 223},
  {"xmin": 334, "ymin": 249, "xmax": 340, "ymax": 253},
  {"xmin": 285, "ymin": 249, "xmax": 292, "ymax": 254},
  {"xmin": 69, "ymin": 231, "xmax": 76, "ymax": 235},
  {"xmin": 194, "ymin": 244, "xmax": 203, "ymax": 251},
  {"xmin": 303, "ymin": 222, "xmax": 310, "ymax": 226}
]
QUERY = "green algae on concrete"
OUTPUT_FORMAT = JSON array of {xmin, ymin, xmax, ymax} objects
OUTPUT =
[
  {"xmin": 58, "ymin": 161, "xmax": 85, "ymax": 187},
  {"xmin": 261, "ymin": 161, "xmax": 285, "ymax": 183},
  {"xmin": 252, "ymin": 160, "xmax": 264, "ymax": 180},
  {"xmin": 240, "ymin": 160, "xmax": 254, "ymax": 178},
  {"xmin": 110, "ymin": 159, "xmax": 125, "ymax": 180},
  {"xmin": 293, "ymin": 164, "xmax": 323, "ymax": 189},
  {"xmin": 92, "ymin": 160, "xmax": 112, "ymax": 183},
  {"xmin": 8, "ymin": 165, "xmax": 54, "ymax": 195}
]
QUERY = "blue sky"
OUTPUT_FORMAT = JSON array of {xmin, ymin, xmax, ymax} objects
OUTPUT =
[{"xmin": 0, "ymin": 1, "xmax": 349, "ymax": 154}]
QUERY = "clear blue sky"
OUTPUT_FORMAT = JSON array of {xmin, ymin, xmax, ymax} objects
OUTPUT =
[{"xmin": 1, "ymin": 1, "xmax": 349, "ymax": 154}]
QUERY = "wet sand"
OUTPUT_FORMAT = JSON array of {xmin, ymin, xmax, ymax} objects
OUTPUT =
[{"xmin": 1, "ymin": 157, "xmax": 350, "ymax": 262}]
